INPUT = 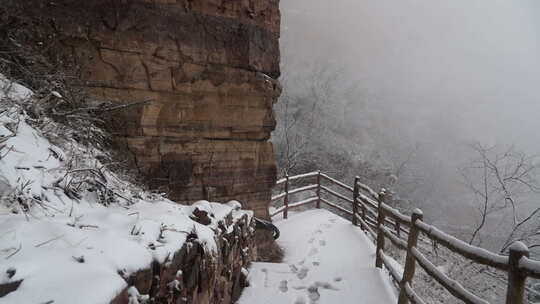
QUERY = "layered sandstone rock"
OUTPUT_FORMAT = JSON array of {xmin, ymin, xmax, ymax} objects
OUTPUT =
[{"xmin": 10, "ymin": 0, "xmax": 281, "ymax": 218}]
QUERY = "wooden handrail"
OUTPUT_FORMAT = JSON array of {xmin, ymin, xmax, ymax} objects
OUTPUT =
[
  {"xmin": 364, "ymin": 215, "xmax": 378, "ymax": 229},
  {"xmin": 404, "ymin": 283, "xmax": 426, "ymax": 304},
  {"xmin": 271, "ymin": 192, "xmax": 286, "ymax": 201},
  {"xmin": 320, "ymin": 186, "xmax": 354, "ymax": 203},
  {"xmin": 357, "ymin": 193, "xmax": 378, "ymax": 209},
  {"xmin": 320, "ymin": 173, "xmax": 354, "ymax": 192},
  {"xmin": 357, "ymin": 198, "xmax": 411, "ymax": 235},
  {"xmin": 355, "ymin": 213, "xmax": 377, "ymax": 239},
  {"xmin": 320, "ymin": 197, "xmax": 353, "ymax": 216},
  {"xmin": 276, "ymin": 171, "xmax": 318, "ymax": 185},
  {"xmin": 357, "ymin": 181, "xmax": 380, "ymax": 200},
  {"xmin": 381, "ymin": 203, "xmax": 412, "ymax": 226},
  {"xmin": 357, "ymin": 199, "xmax": 378, "ymax": 216},
  {"xmin": 381, "ymin": 226, "xmax": 407, "ymax": 250},
  {"xmin": 270, "ymin": 170, "xmax": 540, "ymax": 304},
  {"xmin": 379, "ymin": 249, "xmax": 403, "ymax": 283},
  {"xmin": 520, "ymin": 256, "xmax": 540, "ymax": 279},
  {"xmin": 414, "ymin": 220, "xmax": 509, "ymax": 270},
  {"xmin": 412, "ymin": 247, "xmax": 489, "ymax": 304},
  {"xmin": 288, "ymin": 197, "xmax": 318, "ymax": 209},
  {"xmin": 287, "ymin": 184, "xmax": 318, "ymax": 195},
  {"xmin": 270, "ymin": 205, "xmax": 286, "ymax": 217}
]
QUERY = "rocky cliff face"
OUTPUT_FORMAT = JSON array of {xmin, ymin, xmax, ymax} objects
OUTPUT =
[{"xmin": 10, "ymin": 0, "xmax": 281, "ymax": 218}]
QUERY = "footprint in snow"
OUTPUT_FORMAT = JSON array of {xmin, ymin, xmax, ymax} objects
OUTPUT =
[
  {"xmin": 297, "ymin": 266, "xmax": 309, "ymax": 279},
  {"xmin": 319, "ymin": 240, "xmax": 326, "ymax": 246},
  {"xmin": 261, "ymin": 268, "xmax": 269, "ymax": 287},
  {"xmin": 307, "ymin": 285, "xmax": 320, "ymax": 302},
  {"xmin": 312, "ymin": 261, "xmax": 320, "ymax": 266},
  {"xmin": 279, "ymin": 280, "xmax": 288, "ymax": 292},
  {"xmin": 289, "ymin": 264, "xmax": 298, "ymax": 273},
  {"xmin": 334, "ymin": 277, "xmax": 342, "ymax": 282},
  {"xmin": 314, "ymin": 281, "xmax": 339, "ymax": 291}
]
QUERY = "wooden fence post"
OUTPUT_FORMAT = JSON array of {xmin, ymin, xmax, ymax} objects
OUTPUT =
[
  {"xmin": 375, "ymin": 189, "xmax": 387, "ymax": 269},
  {"xmin": 505, "ymin": 242, "xmax": 529, "ymax": 304},
  {"xmin": 398, "ymin": 208, "xmax": 423, "ymax": 304},
  {"xmin": 283, "ymin": 174, "xmax": 289, "ymax": 219},
  {"xmin": 352, "ymin": 176, "xmax": 360, "ymax": 226},
  {"xmin": 316, "ymin": 170, "xmax": 321, "ymax": 209}
]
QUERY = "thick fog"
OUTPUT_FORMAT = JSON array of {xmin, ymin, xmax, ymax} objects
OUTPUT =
[
  {"xmin": 278, "ymin": 0, "xmax": 540, "ymax": 247},
  {"xmin": 282, "ymin": 0, "xmax": 540, "ymax": 150}
]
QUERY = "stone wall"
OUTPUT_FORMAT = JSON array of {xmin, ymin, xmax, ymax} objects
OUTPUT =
[
  {"xmin": 7, "ymin": 0, "xmax": 281, "ymax": 218},
  {"xmin": 112, "ymin": 213, "xmax": 257, "ymax": 304},
  {"xmin": 0, "ymin": 208, "xmax": 257, "ymax": 304}
]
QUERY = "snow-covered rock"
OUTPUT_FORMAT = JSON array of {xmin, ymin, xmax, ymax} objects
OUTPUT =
[
  {"xmin": 0, "ymin": 74, "xmax": 32, "ymax": 102},
  {"xmin": 0, "ymin": 76, "xmax": 256, "ymax": 304}
]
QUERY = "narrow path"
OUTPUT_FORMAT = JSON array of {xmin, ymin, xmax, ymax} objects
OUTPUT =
[{"xmin": 239, "ymin": 209, "xmax": 397, "ymax": 304}]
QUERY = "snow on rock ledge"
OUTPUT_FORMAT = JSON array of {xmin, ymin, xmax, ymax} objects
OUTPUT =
[
  {"xmin": 0, "ymin": 77, "xmax": 257, "ymax": 304},
  {"xmin": 0, "ymin": 200, "xmax": 256, "ymax": 304},
  {"xmin": 0, "ymin": 74, "xmax": 32, "ymax": 102}
]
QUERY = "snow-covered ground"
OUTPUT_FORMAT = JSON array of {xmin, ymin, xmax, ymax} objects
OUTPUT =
[
  {"xmin": 0, "ymin": 75, "xmax": 251, "ymax": 304},
  {"xmin": 238, "ymin": 209, "xmax": 397, "ymax": 304}
]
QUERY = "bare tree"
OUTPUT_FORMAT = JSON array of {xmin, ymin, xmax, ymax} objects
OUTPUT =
[
  {"xmin": 273, "ymin": 89, "xmax": 308, "ymax": 176},
  {"xmin": 461, "ymin": 142, "xmax": 540, "ymax": 252},
  {"xmin": 273, "ymin": 64, "xmax": 353, "ymax": 176}
]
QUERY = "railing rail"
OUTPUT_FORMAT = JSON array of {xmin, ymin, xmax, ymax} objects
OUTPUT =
[{"xmin": 270, "ymin": 170, "xmax": 540, "ymax": 304}]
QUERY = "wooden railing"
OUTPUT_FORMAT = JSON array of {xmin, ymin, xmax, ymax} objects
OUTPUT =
[{"xmin": 270, "ymin": 171, "xmax": 540, "ymax": 304}]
